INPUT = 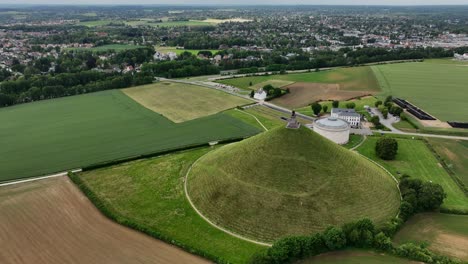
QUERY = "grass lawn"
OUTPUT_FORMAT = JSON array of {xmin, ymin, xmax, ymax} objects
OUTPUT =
[
  {"xmin": 371, "ymin": 62, "xmax": 468, "ymax": 122},
  {"xmin": 77, "ymin": 147, "xmax": 266, "ymax": 263},
  {"xmin": 343, "ymin": 134, "xmax": 364, "ymax": 149},
  {"xmin": 188, "ymin": 127, "xmax": 400, "ymax": 242},
  {"xmin": 79, "ymin": 20, "xmax": 114, "ymax": 27},
  {"xmin": 66, "ymin": 44, "xmax": 143, "ymax": 52},
  {"xmin": 428, "ymin": 138, "xmax": 468, "ymax": 188},
  {"xmin": 0, "ymin": 89, "xmax": 259, "ymax": 182},
  {"xmin": 356, "ymin": 137, "xmax": 468, "ymax": 211},
  {"xmin": 299, "ymin": 249, "xmax": 413, "ymax": 264},
  {"xmin": 217, "ymin": 67, "xmax": 380, "ymax": 92},
  {"xmin": 156, "ymin": 46, "xmax": 219, "ymax": 56},
  {"xmin": 246, "ymin": 105, "xmax": 311, "ymax": 125},
  {"xmin": 122, "ymin": 82, "xmax": 251, "ymax": 123},
  {"xmin": 394, "ymin": 213, "xmax": 468, "ymax": 261}
]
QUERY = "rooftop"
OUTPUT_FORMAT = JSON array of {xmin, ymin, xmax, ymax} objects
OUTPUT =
[
  {"xmin": 331, "ymin": 108, "xmax": 361, "ymax": 117},
  {"xmin": 314, "ymin": 117, "xmax": 350, "ymax": 130}
]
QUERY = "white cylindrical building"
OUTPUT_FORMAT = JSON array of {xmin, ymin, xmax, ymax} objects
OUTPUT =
[{"xmin": 313, "ymin": 117, "xmax": 350, "ymax": 145}]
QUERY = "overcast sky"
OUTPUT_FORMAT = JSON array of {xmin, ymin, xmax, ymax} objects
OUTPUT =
[{"xmin": 1, "ymin": 0, "xmax": 468, "ymax": 5}]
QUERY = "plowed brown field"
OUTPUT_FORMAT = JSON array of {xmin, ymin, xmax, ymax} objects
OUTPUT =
[
  {"xmin": 0, "ymin": 177, "xmax": 209, "ymax": 264},
  {"xmin": 272, "ymin": 82, "xmax": 373, "ymax": 108}
]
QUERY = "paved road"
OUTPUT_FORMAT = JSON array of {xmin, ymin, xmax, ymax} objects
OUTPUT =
[{"xmin": 376, "ymin": 130, "xmax": 468, "ymax": 141}]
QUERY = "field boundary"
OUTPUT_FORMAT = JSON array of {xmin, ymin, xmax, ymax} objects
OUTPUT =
[
  {"xmin": 184, "ymin": 149, "xmax": 273, "ymax": 247},
  {"xmin": 234, "ymin": 108, "xmax": 268, "ymax": 131},
  {"xmin": 0, "ymin": 169, "xmax": 82, "ymax": 187}
]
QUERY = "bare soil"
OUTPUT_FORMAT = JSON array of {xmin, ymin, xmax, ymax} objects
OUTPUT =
[
  {"xmin": 0, "ymin": 177, "xmax": 209, "ymax": 264},
  {"xmin": 273, "ymin": 82, "xmax": 373, "ymax": 108},
  {"xmin": 433, "ymin": 233, "xmax": 468, "ymax": 260}
]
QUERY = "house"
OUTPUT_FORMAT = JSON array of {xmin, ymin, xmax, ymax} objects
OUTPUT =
[
  {"xmin": 254, "ymin": 88, "xmax": 267, "ymax": 101},
  {"xmin": 331, "ymin": 108, "xmax": 361, "ymax": 127}
]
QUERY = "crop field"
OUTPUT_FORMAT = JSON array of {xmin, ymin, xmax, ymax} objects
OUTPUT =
[
  {"xmin": 0, "ymin": 177, "xmax": 208, "ymax": 264},
  {"xmin": 357, "ymin": 137, "xmax": 468, "ymax": 211},
  {"xmin": 188, "ymin": 127, "xmax": 400, "ymax": 242},
  {"xmin": 0, "ymin": 89, "xmax": 259, "ymax": 182},
  {"xmin": 372, "ymin": 61, "xmax": 468, "ymax": 122},
  {"xmin": 394, "ymin": 213, "xmax": 468, "ymax": 261},
  {"xmin": 122, "ymin": 82, "xmax": 251, "ymax": 123},
  {"xmin": 246, "ymin": 105, "xmax": 312, "ymax": 125},
  {"xmin": 218, "ymin": 67, "xmax": 379, "ymax": 108},
  {"xmin": 299, "ymin": 250, "xmax": 413, "ymax": 264},
  {"xmin": 67, "ymin": 44, "xmax": 143, "ymax": 52},
  {"xmin": 155, "ymin": 46, "xmax": 219, "ymax": 55},
  {"xmin": 217, "ymin": 66, "xmax": 380, "ymax": 91},
  {"xmin": 77, "ymin": 147, "xmax": 266, "ymax": 264},
  {"xmin": 428, "ymin": 138, "xmax": 468, "ymax": 187}
]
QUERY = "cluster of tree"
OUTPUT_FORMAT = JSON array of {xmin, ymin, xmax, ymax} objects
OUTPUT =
[
  {"xmin": 375, "ymin": 96, "xmax": 403, "ymax": 119},
  {"xmin": 399, "ymin": 175, "xmax": 447, "ymax": 221},
  {"xmin": 375, "ymin": 137, "xmax": 399, "ymax": 160},
  {"xmin": 141, "ymin": 56, "xmax": 219, "ymax": 78},
  {"xmin": 370, "ymin": 115, "xmax": 384, "ymax": 129},
  {"xmin": 250, "ymin": 84, "xmax": 288, "ymax": 100},
  {"xmin": 0, "ymin": 69, "xmax": 12, "ymax": 82},
  {"xmin": 251, "ymin": 177, "xmax": 448, "ymax": 264},
  {"xmin": 0, "ymin": 71, "xmax": 153, "ymax": 107}
]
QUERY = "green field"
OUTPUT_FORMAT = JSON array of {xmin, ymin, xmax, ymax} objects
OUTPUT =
[
  {"xmin": 357, "ymin": 137, "xmax": 468, "ymax": 211},
  {"xmin": 122, "ymin": 82, "xmax": 251, "ymax": 123},
  {"xmin": 299, "ymin": 250, "xmax": 413, "ymax": 264},
  {"xmin": 428, "ymin": 138, "xmax": 468, "ymax": 188},
  {"xmin": 217, "ymin": 67, "xmax": 380, "ymax": 91},
  {"xmin": 67, "ymin": 44, "xmax": 143, "ymax": 52},
  {"xmin": 0, "ymin": 90, "xmax": 259, "ymax": 182},
  {"xmin": 155, "ymin": 46, "xmax": 219, "ymax": 56},
  {"xmin": 394, "ymin": 213, "xmax": 468, "ymax": 261},
  {"xmin": 372, "ymin": 62, "xmax": 468, "ymax": 122},
  {"xmin": 187, "ymin": 127, "xmax": 400, "ymax": 242},
  {"xmin": 148, "ymin": 20, "xmax": 214, "ymax": 27},
  {"xmin": 79, "ymin": 20, "xmax": 115, "ymax": 27},
  {"xmin": 77, "ymin": 147, "xmax": 266, "ymax": 263}
]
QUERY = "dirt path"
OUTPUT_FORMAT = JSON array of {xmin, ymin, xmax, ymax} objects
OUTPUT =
[{"xmin": 0, "ymin": 177, "xmax": 210, "ymax": 264}]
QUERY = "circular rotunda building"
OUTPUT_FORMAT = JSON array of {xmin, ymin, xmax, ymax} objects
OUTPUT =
[{"xmin": 313, "ymin": 117, "xmax": 350, "ymax": 145}]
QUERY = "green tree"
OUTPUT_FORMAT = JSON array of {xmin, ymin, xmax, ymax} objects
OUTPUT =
[
  {"xmin": 311, "ymin": 102, "xmax": 322, "ymax": 116},
  {"xmin": 374, "ymin": 232, "xmax": 393, "ymax": 251},
  {"xmin": 323, "ymin": 227, "xmax": 346, "ymax": 250},
  {"xmin": 250, "ymin": 90, "xmax": 255, "ymax": 98},
  {"xmin": 418, "ymin": 183, "xmax": 447, "ymax": 211},
  {"xmin": 332, "ymin": 100, "xmax": 339, "ymax": 108},
  {"xmin": 382, "ymin": 108, "xmax": 388, "ymax": 119},
  {"xmin": 375, "ymin": 137, "xmax": 398, "ymax": 160},
  {"xmin": 345, "ymin": 102, "xmax": 356, "ymax": 109},
  {"xmin": 375, "ymin": 100, "xmax": 383, "ymax": 107},
  {"xmin": 322, "ymin": 105, "xmax": 328, "ymax": 113}
]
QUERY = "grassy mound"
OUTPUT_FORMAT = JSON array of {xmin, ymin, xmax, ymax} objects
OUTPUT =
[{"xmin": 187, "ymin": 127, "xmax": 400, "ymax": 242}]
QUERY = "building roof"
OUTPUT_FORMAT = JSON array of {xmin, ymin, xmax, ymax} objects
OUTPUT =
[
  {"xmin": 314, "ymin": 117, "xmax": 350, "ymax": 130},
  {"xmin": 331, "ymin": 108, "xmax": 361, "ymax": 117}
]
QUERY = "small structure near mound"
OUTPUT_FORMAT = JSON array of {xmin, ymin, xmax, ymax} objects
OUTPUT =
[
  {"xmin": 286, "ymin": 111, "xmax": 301, "ymax": 129},
  {"xmin": 313, "ymin": 117, "xmax": 350, "ymax": 145},
  {"xmin": 253, "ymin": 88, "xmax": 267, "ymax": 101}
]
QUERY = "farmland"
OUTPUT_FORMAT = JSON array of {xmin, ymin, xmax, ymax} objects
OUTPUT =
[
  {"xmin": 0, "ymin": 89, "xmax": 259, "ymax": 182},
  {"xmin": 76, "ymin": 147, "xmax": 266, "ymax": 264},
  {"xmin": 299, "ymin": 250, "xmax": 413, "ymax": 264},
  {"xmin": 394, "ymin": 213, "xmax": 468, "ymax": 261},
  {"xmin": 428, "ymin": 138, "xmax": 468, "ymax": 187},
  {"xmin": 217, "ymin": 67, "xmax": 379, "ymax": 108},
  {"xmin": 372, "ymin": 61, "xmax": 468, "ymax": 122},
  {"xmin": 123, "ymin": 81, "xmax": 251, "ymax": 122},
  {"xmin": 187, "ymin": 127, "xmax": 400, "ymax": 242},
  {"xmin": 357, "ymin": 137, "xmax": 468, "ymax": 212},
  {"xmin": 0, "ymin": 177, "xmax": 208, "ymax": 264},
  {"xmin": 217, "ymin": 66, "xmax": 380, "ymax": 91}
]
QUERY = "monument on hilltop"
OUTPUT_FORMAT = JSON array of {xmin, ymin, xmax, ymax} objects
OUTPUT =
[{"xmin": 286, "ymin": 110, "xmax": 301, "ymax": 129}]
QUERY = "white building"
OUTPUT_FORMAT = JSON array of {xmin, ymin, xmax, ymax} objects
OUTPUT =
[
  {"xmin": 331, "ymin": 108, "xmax": 361, "ymax": 127},
  {"xmin": 254, "ymin": 89, "xmax": 267, "ymax": 101},
  {"xmin": 313, "ymin": 117, "xmax": 350, "ymax": 145}
]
